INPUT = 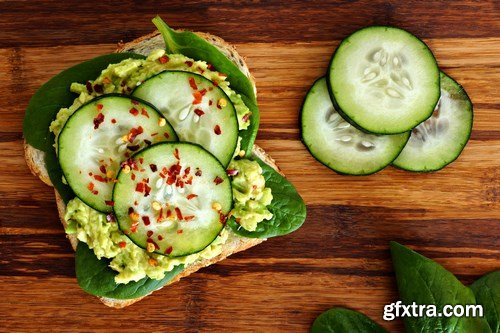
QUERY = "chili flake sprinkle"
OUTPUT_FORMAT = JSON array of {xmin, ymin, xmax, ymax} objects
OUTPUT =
[
  {"xmin": 93, "ymin": 113, "xmax": 105, "ymax": 129},
  {"xmin": 118, "ymin": 241, "xmax": 127, "ymax": 248},
  {"xmin": 214, "ymin": 125, "xmax": 222, "ymax": 135},
  {"xmin": 129, "ymin": 107, "xmax": 139, "ymax": 116},
  {"xmin": 214, "ymin": 176, "xmax": 224, "ymax": 185},
  {"xmin": 159, "ymin": 55, "xmax": 169, "ymax": 64},
  {"xmin": 194, "ymin": 108, "xmax": 205, "ymax": 117},
  {"xmin": 189, "ymin": 77, "xmax": 198, "ymax": 90},
  {"xmin": 186, "ymin": 193, "xmax": 198, "ymax": 200},
  {"xmin": 165, "ymin": 246, "xmax": 173, "ymax": 255},
  {"xmin": 105, "ymin": 200, "xmax": 114, "ymax": 207}
]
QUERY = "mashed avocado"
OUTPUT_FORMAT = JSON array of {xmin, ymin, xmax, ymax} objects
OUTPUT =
[
  {"xmin": 65, "ymin": 198, "xmax": 228, "ymax": 283},
  {"xmin": 50, "ymin": 49, "xmax": 251, "ymax": 137},
  {"xmin": 56, "ymin": 49, "xmax": 272, "ymax": 283},
  {"xmin": 229, "ymin": 159, "xmax": 273, "ymax": 231}
]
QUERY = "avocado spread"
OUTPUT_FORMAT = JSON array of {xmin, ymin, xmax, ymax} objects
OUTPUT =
[
  {"xmin": 229, "ymin": 159, "xmax": 273, "ymax": 231},
  {"xmin": 56, "ymin": 49, "xmax": 272, "ymax": 284}
]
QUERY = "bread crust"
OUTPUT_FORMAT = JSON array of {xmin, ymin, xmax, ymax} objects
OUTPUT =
[{"xmin": 24, "ymin": 28, "xmax": 278, "ymax": 308}]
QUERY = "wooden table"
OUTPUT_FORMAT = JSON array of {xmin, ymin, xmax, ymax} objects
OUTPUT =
[{"xmin": 0, "ymin": 1, "xmax": 498, "ymax": 332}]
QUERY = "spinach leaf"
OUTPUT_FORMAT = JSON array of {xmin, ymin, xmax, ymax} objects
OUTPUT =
[
  {"xmin": 152, "ymin": 16, "xmax": 259, "ymax": 155},
  {"xmin": 228, "ymin": 156, "xmax": 306, "ymax": 238},
  {"xmin": 44, "ymin": 139, "xmax": 74, "ymax": 203},
  {"xmin": 390, "ymin": 242, "xmax": 492, "ymax": 332},
  {"xmin": 239, "ymin": 94, "xmax": 260, "ymax": 155},
  {"xmin": 23, "ymin": 53, "xmax": 145, "ymax": 152},
  {"xmin": 75, "ymin": 242, "xmax": 184, "ymax": 300},
  {"xmin": 471, "ymin": 270, "xmax": 500, "ymax": 333},
  {"xmin": 311, "ymin": 307, "xmax": 387, "ymax": 333}
]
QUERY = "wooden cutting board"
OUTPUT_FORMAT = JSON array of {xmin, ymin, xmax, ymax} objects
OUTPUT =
[{"xmin": 0, "ymin": 1, "xmax": 498, "ymax": 332}]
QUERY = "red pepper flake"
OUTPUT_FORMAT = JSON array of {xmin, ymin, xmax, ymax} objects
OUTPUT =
[
  {"xmin": 111, "ymin": 118, "xmax": 117, "ymax": 124},
  {"xmin": 186, "ymin": 194, "xmax": 198, "ymax": 200},
  {"xmin": 219, "ymin": 211, "xmax": 228, "ymax": 225},
  {"xmin": 165, "ymin": 246, "xmax": 173, "ymax": 255},
  {"xmin": 214, "ymin": 176, "xmax": 224, "ymax": 185},
  {"xmin": 128, "ymin": 207, "xmax": 135, "ymax": 215},
  {"xmin": 87, "ymin": 182, "xmax": 95, "ymax": 191},
  {"xmin": 184, "ymin": 167, "xmax": 191, "ymax": 175},
  {"xmin": 93, "ymin": 113, "xmax": 105, "ymax": 129},
  {"xmin": 173, "ymin": 149, "xmax": 180, "ymax": 160},
  {"xmin": 128, "ymin": 145, "xmax": 140, "ymax": 151},
  {"xmin": 242, "ymin": 112, "xmax": 252, "ymax": 123},
  {"xmin": 194, "ymin": 108, "xmax": 205, "ymax": 117},
  {"xmin": 105, "ymin": 200, "xmax": 114, "ymax": 207},
  {"xmin": 147, "ymin": 230, "xmax": 153, "ymax": 237},
  {"xmin": 96, "ymin": 104, "xmax": 104, "ymax": 111},
  {"xmin": 92, "ymin": 190, "xmax": 99, "ymax": 195},
  {"xmin": 139, "ymin": 157, "xmax": 144, "ymax": 164},
  {"xmin": 166, "ymin": 209, "xmax": 172, "ymax": 219},
  {"xmin": 164, "ymin": 132, "xmax": 170, "ymax": 139},
  {"xmin": 207, "ymin": 63, "xmax": 215, "ymax": 70},
  {"xmin": 131, "ymin": 173, "xmax": 136, "ymax": 181},
  {"xmin": 99, "ymin": 165, "xmax": 107, "ymax": 174},
  {"xmin": 151, "ymin": 132, "xmax": 158, "ymax": 137},
  {"xmin": 218, "ymin": 72, "xmax": 227, "ymax": 77},
  {"xmin": 142, "ymin": 216, "xmax": 151, "ymax": 226},
  {"xmin": 185, "ymin": 60, "xmax": 193, "ymax": 67},
  {"xmin": 93, "ymin": 84, "xmax": 103, "ymax": 94},
  {"xmin": 130, "ymin": 222, "xmax": 138, "ymax": 233},
  {"xmin": 149, "ymin": 164, "xmax": 158, "ymax": 172},
  {"xmin": 175, "ymin": 207, "xmax": 183, "ymax": 220},
  {"xmin": 185, "ymin": 176, "xmax": 193, "ymax": 185},
  {"xmin": 131, "ymin": 100, "xmax": 139, "ymax": 105},
  {"xmin": 136, "ymin": 182, "xmax": 145, "ymax": 193},
  {"xmin": 208, "ymin": 100, "xmax": 213, "ymax": 106},
  {"xmin": 184, "ymin": 215, "xmax": 195, "ymax": 221},
  {"xmin": 157, "ymin": 208, "xmax": 164, "ymax": 222},
  {"xmin": 134, "ymin": 200, "xmax": 138, "ymax": 206},
  {"xmin": 199, "ymin": 88, "xmax": 207, "ymax": 96},
  {"xmin": 129, "ymin": 107, "xmax": 139, "ymax": 116},
  {"xmin": 88, "ymin": 172, "xmax": 93, "ymax": 176},
  {"xmin": 177, "ymin": 229, "xmax": 183, "ymax": 234},
  {"xmin": 226, "ymin": 169, "xmax": 238, "ymax": 176},
  {"xmin": 86, "ymin": 81, "xmax": 93, "ymax": 93},
  {"xmin": 118, "ymin": 241, "xmax": 126, "ymax": 248},
  {"xmin": 157, "ymin": 235, "xmax": 164, "ymax": 241},
  {"xmin": 144, "ymin": 183, "xmax": 151, "ymax": 197},
  {"xmin": 93, "ymin": 175, "xmax": 106, "ymax": 182},
  {"xmin": 192, "ymin": 91, "xmax": 203, "ymax": 105},
  {"xmin": 214, "ymin": 125, "xmax": 222, "ymax": 135},
  {"xmin": 189, "ymin": 77, "xmax": 198, "ymax": 90},
  {"xmin": 195, "ymin": 168, "xmax": 202, "ymax": 177},
  {"xmin": 144, "ymin": 140, "xmax": 152, "ymax": 146},
  {"xmin": 141, "ymin": 108, "xmax": 149, "ymax": 118},
  {"xmin": 127, "ymin": 126, "xmax": 144, "ymax": 142},
  {"xmin": 159, "ymin": 55, "xmax": 169, "ymax": 64}
]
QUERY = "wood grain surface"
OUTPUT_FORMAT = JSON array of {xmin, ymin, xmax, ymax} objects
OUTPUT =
[{"xmin": 0, "ymin": 1, "xmax": 499, "ymax": 332}]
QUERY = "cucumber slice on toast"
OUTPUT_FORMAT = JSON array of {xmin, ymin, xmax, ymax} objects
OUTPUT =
[
  {"xmin": 301, "ymin": 77, "xmax": 409, "ymax": 175},
  {"xmin": 328, "ymin": 26, "xmax": 440, "ymax": 134},
  {"xmin": 113, "ymin": 142, "xmax": 232, "ymax": 257},
  {"xmin": 58, "ymin": 95, "xmax": 177, "ymax": 213},
  {"xmin": 132, "ymin": 70, "xmax": 238, "ymax": 167},
  {"xmin": 393, "ymin": 72, "xmax": 473, "ymax": 171}
]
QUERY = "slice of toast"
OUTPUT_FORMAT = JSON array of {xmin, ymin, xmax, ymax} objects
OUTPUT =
[{"xmin": 24, "ymin": 29, "xmax": 281, "ymax": 308}]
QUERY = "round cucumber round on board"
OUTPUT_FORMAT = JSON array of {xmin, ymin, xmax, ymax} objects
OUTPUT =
[
  {"xmin": 301, "ymin": 77, "xmax": 410, "ymax": 175},
  {"xmin": 132, "ymin": 70, "xmax": 238, "ymax": 167},
  {"xmin": 328, "ymin": 26, "xmax": 440, "ymax": 134},
  {"xmin": 58, "ymin": 95, "xmax": 177, "ymax": 213},
  {"xmin": 113, "ymin": 142, "xmax": 232, "ymax": 257},
  {"xmin": 393, "ymin": 72, "xmax": 473, "ymax": 172}
]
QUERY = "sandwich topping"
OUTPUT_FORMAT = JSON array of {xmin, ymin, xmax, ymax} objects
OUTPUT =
[{"xmin": 56, "ymin": 49, "xmax": 273, "ymax": 284}]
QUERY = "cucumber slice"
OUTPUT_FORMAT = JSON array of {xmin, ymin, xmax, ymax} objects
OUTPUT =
[
  {"xmin": 328, "ymin": 26, "xmax": 440, "ymax": 134},
  {"xmin": 301, "ymin": 77, "xmax": 410, "ymax": 175},
  {"xmin": 132, "ymin": 70, "xmax": 238, "ymax": 167},
  {"xmin": 113, "ymin": 142, "xmax": 232, "ymax": 257},
  {"xmin": 393, "ymin": 72, "xmax": 473, "ymax": 171},
  {"xmin": 58, "ymin": 95, "xmax": 177, "ymax": 213}
]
